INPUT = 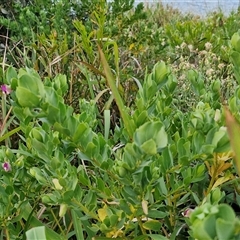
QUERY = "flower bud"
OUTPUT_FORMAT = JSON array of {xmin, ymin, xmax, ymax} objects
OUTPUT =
[
  {"xmin": 182, "ymin": 208, "xmax": 194, "ymax": 217},
  {"xmin": 59, "ymin": 204, "xmax": 68, "ymax": 217},
  {"xmin": 2, "ymin": 162, "xmax": 11, "ymax": 172}
]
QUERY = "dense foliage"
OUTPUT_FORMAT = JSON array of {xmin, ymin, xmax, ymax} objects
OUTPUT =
[{"xmin": 1, "ymin": 0, "xmax": 240, "ymax": 239}]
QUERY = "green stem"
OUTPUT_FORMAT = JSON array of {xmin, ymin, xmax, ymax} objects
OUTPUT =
[
  {"xmin": 137, "ymin": 217, "xmax": 146, "ymax": 235},
  {"xmin": 5, "ymin": 228, "xmax": 10, "ymax": 240},
  {"xmin": 166, "ymin": 174, "xmax": 173, "ymax": 227},
  {"xmin": 50, "ymin": 208, "xmax": 65, "ymax": 236}
]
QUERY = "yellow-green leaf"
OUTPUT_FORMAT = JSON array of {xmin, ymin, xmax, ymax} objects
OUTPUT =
[
  {"xmin": 225, "ymin": 107, "xmax": 240, "ymax": 174},
  {"xmin": 98, "ymin": 206, "xmax": 108, "ymax": 222}
]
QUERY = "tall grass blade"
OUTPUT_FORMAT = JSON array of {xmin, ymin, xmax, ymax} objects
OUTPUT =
[
  {"xmin": 104, "ymin": 110, "xmax": 110, "ymax": 140},
  {"xmin": 25, "ymin": 226, "xmax": 47, "ymax": 240},
  {"xmin": 22, "ymin": 202, "xmax": 65, "ymax": 240},
  {"xmin": 98, "ymin": 46, "xmax": 135, "ymax": 138},
  {"xmin": 0, "ymin": 126, "xmax": 21, "ymax": 143},
  {"xmin": 71, "ymin": 209, "xmax": 84, "ymax": 240}
]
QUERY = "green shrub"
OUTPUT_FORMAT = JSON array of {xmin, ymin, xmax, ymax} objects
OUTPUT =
[
  {"xmin": 1, "ymin": 4, "xmax": 240, "ymax": 239},
  {"xmin": 0, "ymin": 52, "xmax": 236, "ymax": 238}
]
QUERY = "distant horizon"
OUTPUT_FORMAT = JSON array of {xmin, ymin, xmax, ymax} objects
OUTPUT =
[{"xmin": 132, "ymin": 0, "xmax": 240, "ymax": 16}]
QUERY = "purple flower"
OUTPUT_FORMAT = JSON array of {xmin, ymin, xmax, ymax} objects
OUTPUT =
[
  {"xmin": 2, "ymin": 162, "xmax": 11, "ymax": 172},
  {"xmin": 1, "ymin": 85, "xmax": 12, "ymax": 95}
]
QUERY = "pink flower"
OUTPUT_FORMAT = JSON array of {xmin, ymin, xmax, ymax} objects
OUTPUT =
[
  {"xmin": 182, "ymin": 208, "xmax": 194, "ymax": 217},
  {"xmin": 2, "ymin": 162, "xmax": 11, "ymax": 172},
  {"xmin": 1, "ymin": 85, "xmax": 12, "ymax": 95}
]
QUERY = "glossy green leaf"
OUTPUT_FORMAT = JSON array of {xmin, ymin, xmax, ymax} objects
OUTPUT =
[
  {"xmin": 16, "ymin": 87, "xmax": 42, "ymax": 108},
  {"xmin": 147, "ymin": 210, "xmax": 168, "ymax": 219},
  {"xmin": 29, "ymin": 167, "xmax": 48, "ymax": 185},
  {"xmin": 134, "ymin": 121, "xmax": 168, "ymax": 151},
  {"xmin": 119, "ymin": 199, "xmax": 132, "ymax": 215},
  {"xmin": 6, "ymin": 66, "xmax": 17, "ymax": 83},
  {"xmin": 191, "ymin": 219, "xmax": 212, "ymax": 240},
  {"xmin": 153, "ymin": 61, "xmax": 169, "ymax": 87},
  {"xmin": 217, "ymin": 204, "xmax": 236, "ymax": 221},
  {"xmin": 161, "ymin": 147, "xmax": 174, "ymax": 171},
  {"xmin": 187, "ymin": 69, "xmax": 204, "ymax": 95},
  {"xmin": 143, "ymin": 77, "xmax": 157, "ymax": 100},
  {"xmin": 158, "ymin": 177, "xmax": 168, "ymax": 195},
  {"xmin": 216, "ymin": 218, "xmax": 235, "ymax": 240},
  {"xmin": 26, "ymin": 226, "xmax": 47, "ymax": 240},
  {"xmin": 231, "ymin": 51, "xmax": 240, "ymax": 84},
  {"xmin": 53, "ymin": 74, "xmax": 68, "ymax": 95},
  {"xmin": 231, "ymin": 32, "xmax": 240, "ymax": 52},
  {"xmin": 191, "ymin": 164, "xmax": 205, "ymax": 183},
  {"xmin": 140, "ymin": 139, "xmax": 157, "ymax": 155},
  {"xmin": 208, "ymin": 188, "xmax": 225, "ymax": 205},
  {"xmin": 53, "ymin": 122, "xmax": 70, "ymax": 136},
  {"xmin": 212, "ymin": 127, "xmax": 230, "ymax": 152},
  {"xmin": 143, "ymin": 220, "xmax": 162, "ymax": 231},
  {"xmin": 72, "ymin": 122, "xmax": 89, "ymax": 143},
  {"xmin": 18, "ymin": 74, "xmax": 38, "ymax": 93},
  {"xmin": 135, "ymin": 110, "xmax": 148, "ymax": 127},
  {"xmin": 203, "ymin": 214, "xmax": 217, "ymax": 239},
  {"xmin": 18, "ymin": 72, "xmax": 45, "ymax": 97}
]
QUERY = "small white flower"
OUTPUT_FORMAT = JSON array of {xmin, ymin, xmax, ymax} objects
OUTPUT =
[
  {"xmin": 180, "ymin": 42, "xmax": 187, "ymax": 49},
  {"xmin": 199, "ymin": 50, "xmax": 207, "ymax": 56},
  {"xmin": 205, "ymin": 42, "xmax": 212, "ymax": 51},
  {"xmin": 206, "ymin": 68, "xmax": 214, "ymax": 76},
  {"xmin": 179, "ymin": 74, "xmax": 186, "ymax": 81},
  {"xmin": 188, "ymin": 44, "xmax": 194, "ymax": 52},
  {"xmin": 218, "ymin": 63, "xmax": 225, "ymax": 69}
]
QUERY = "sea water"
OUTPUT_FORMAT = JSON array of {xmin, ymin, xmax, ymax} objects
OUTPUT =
[{"xmin": 134, "ymin": 0, "xmax": 240, "ymax": 16}]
